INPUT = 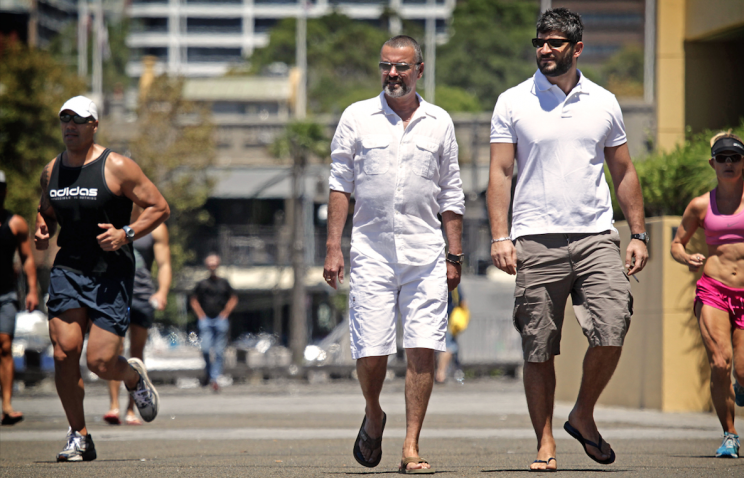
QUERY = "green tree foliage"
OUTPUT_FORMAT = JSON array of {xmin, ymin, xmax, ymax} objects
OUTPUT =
[
  {"xmin": 0, "ymin": 38, "xmax": 85, "ymax": 224},
  {"xmin": 607, "ymin": 121, "xmax": 744, "ymax": 219},
  {"xmin": 49, "ymin": 19, "xmax": 131, "ymax": 93},
  {"xmin": 250, "ymin": 12, "xmax": 390, "ymax": 114},
  {"xmin": 436, "ymin": 0, "xmax": 539, "ymax": 111},
  {"xmin": 270, "ymin": 121, "xmax": 330, "ymax": 162},
  {"xmin": 128, "ymin": 76, "xmax": 216, "ymax": 277},
  {"xmin": 602, "ymin": 45, "xmax": 644, "ymax": 97}
]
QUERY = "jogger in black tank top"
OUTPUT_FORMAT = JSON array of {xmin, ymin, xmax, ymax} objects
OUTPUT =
[{"xmin": 34, "ymin": 96, "xmax": 170, "ymax": 462}]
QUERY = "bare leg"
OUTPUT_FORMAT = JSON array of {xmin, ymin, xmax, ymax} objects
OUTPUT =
[
  {"xmin": 435, "ymin": 351, "xmax": 452, "ymax": 384},
  {"xmin": 125, "ymin": 324, "xmax": 148, "ymax": 419},
  {"xmin": 0, "ymin": 333, "xmax": 21, "ymax": 418},
  {"xmin": 567, "ymin": 345, "xmax": 622, "ymax": 462},
  {"xmin": 524, "ymin": 358, "xmax": 557, "ymax": 471},
  {"xmin": 733, "ymin": 327, "xmax": 744, "ymax": 395},
  {"xmin": 106, "ymin": 340, "xmax": 126, "ymax": 418},
  {"xmin": 401, "ymin": 347, "xmax": 435, "ymax": 471},
  {"xmin": 49, "ymin": 308, "xmax": 90, "ymax": 435},
  {"xmin": 355, "ymin": 355, "xmax": 387, "ymax": 463},
  {"xmin": 86, "ymin": 324, "xmax": 140, "ymax": 387},
  {"xmin": 697, "ymin": 303, "xmax": 737, "ymax": 435}
]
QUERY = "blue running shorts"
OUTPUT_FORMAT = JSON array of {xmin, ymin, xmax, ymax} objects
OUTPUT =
[{"xmin": 47, "ymin": 267, "xmax": 133, "ymax": 337}]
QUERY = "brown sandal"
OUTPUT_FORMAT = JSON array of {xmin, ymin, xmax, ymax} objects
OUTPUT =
[{"xmin": 399, "ymin": 456, "xmax": 435, "ymax": 474}]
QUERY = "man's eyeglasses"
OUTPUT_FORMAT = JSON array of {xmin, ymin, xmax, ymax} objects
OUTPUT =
[
  {"xmin": 714, "ymin": 153, "xmax": 743, "ymax": 164},
  {"xmin": 379, "ymin": 61, "xmax": 421, "ymax": 73},
  {"xmin": 60, "ymin": 113, "xmax": 95, "ymax": 124},
  {"xmin": 532, "ymin": 38, "xmax": 574, "ymax": 48}
]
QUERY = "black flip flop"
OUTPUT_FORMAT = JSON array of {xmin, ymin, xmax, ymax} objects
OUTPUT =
[
  {"xmin": 1, "ymin": 413, "xmax": 24, "ymax": 426},
  {"xmin": 353, "ymin": 412, "xmax": 386, "ymax": 468},
  {"xmin": 530, "ymin": 457, "xmax": 556, "ymax": 472},
  {"xmin": 563, "ymin": 421, "xmax": 615, "ymax": 465}
]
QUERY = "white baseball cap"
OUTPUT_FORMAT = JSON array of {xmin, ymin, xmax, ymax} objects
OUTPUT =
[{"xmin": 59, "ymin": 96, "xmax": 98, "ymax": 120}]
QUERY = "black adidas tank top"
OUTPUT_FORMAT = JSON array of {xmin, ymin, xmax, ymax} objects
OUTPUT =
[
  {"xmin": 47, "ymin": 149, "xmax": 135, "ymax": 278},
  {"xmin": 0, "ymin": 209, "xmax": 17, "ymax": 294}
]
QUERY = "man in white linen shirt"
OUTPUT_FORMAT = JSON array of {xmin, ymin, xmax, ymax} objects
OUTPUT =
[
  {"xmin": 323, "ymin": 35, "xmax": 464, "ymax": 474},
  {"xmin": 487, "ymin": 9, "xmax": 648, "ymax": 472}
]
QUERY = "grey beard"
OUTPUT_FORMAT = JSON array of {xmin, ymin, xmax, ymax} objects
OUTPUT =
[
  {"xmin": 384, "ymin": 81, "xmax": 409, "ymax": 98},
  {"xmin": 537, "ymin": 54, "xmax": 572, "ymax": 77}
]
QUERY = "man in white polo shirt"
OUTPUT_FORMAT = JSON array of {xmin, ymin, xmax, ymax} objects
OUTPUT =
[
  {"xmin": 323, "ymin": 35, "xmax": 464, "ymax": 474},
  {"xmin": 487, "ymin": 8, "xmax": 648, "ymax": 471}
]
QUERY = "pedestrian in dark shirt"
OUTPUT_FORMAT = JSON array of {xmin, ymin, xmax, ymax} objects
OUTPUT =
[{"xmin": 190, "ymin": 253, "xmax": 237, "ymax": 391}]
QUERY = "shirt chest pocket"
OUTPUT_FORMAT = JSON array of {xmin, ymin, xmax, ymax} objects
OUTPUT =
[
  {"xmin": 360, "ymin": 135, "xmax": 390, "ymax": 175},
  {"xmin": 413, "ymin": 137, "xmax": 439, "ymax": 179}
]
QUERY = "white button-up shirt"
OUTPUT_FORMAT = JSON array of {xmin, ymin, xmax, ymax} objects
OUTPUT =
[
  {"xmin": 490, "ymin": 70, "xmax": 627, "ymax": 239},
  {"xmin": 329, "ymin": 92, "xmax": 465, "ymax": 266}
]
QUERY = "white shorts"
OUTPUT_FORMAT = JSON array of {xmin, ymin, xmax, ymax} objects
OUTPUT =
[{"xmin": 348, "ymin": 249, "xmax": 448, "ymax": 359}]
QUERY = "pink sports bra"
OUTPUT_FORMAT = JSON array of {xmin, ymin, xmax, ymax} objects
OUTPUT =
[{"xmin": 704, "ymin": 188, "xmax": 744, "ymax": 246}]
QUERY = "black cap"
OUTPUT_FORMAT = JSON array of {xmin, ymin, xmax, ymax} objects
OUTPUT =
[{"xmin": 712, "ymin": 137, "xmax": 744, "ymax": 156}]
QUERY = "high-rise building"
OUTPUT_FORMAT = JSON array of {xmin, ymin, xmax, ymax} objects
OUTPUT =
[{"xmin": 126, "ymin": 0, "xmax": 454, "ymax": 79}]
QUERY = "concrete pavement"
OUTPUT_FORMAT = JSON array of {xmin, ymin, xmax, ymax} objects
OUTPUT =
[{"xmin": 1, "ymin": 378, "xmax": 742, "ymax": 477}]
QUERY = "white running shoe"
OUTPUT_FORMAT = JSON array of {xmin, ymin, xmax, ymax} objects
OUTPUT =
[
  {"xmin": 56, "ymin": 427, "xmax": 97, "ymax": 462},
  {"xmin": 126, "ymin": 357, "xmax": 159, "ymax": 422}
]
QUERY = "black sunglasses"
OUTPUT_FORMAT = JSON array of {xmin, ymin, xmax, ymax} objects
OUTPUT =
[
  {"xmin": 532, "ymin": 38, "xmax": 575, "ymax": 48},
  {"xmin": 714, "ymin": 153, "xmax": 743, "ymax": 163},
  {"xmin": 60, "ymin": 113, "xmax": 95, "ymax": 124},
  {"xmin": 379, "ymin": 61, "xmax": 421, "ymax": 73}
]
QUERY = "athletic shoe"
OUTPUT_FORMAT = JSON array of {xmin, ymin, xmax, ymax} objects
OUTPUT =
[
  {"xmin": 126, "ymin": 357, "xmax": 159, "ymax": 422},
  {"xmin": 56, "ymin": 428, "xmax": 97, "ymax": 462},
  {"xmin": 734, "ymin": 381, "xmax": 744, "ymax": 407},
  {"xmin": 715, "ymin": 432, "xmax": 740, "ymax": 458}
]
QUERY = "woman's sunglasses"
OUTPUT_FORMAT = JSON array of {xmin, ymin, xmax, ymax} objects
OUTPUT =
[
  {"xmin": 714, "ymin": 153, "xmax": 743, "ymax": 164},
  {"xmin": 60, "ymin": 113, "xmax": 95, "ymax": 124}
]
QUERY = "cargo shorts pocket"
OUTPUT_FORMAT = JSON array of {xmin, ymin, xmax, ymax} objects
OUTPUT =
[
  {"xmin": 512, "ymin": 286, "xmax": 556, "ymax": 335},
  {"xmin": 361, "ymin": 135, "xmax": 390, "ymax": 175}
]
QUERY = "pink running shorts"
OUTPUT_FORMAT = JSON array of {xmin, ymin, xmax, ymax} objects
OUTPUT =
[{"xmin": 695, "ymin": 274, "xmax": 744, "ymax": 329}]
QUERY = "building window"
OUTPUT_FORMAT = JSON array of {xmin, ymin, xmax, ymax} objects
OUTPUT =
[
  {"xmin": 186, "ymin": 0, "xmax": 242, "ymax": 4},
  {"xmin": 187, "ymin": 18, "xmax": 242, "ymax": 34},
  {"xmin": 580, "ymin": 13, "xmax": 644, "ymax": 30},
  {"xmin": 187, "ymin": 47, "xmax": 243, "ymax": 63},
  {"xmin": 131, "ymin": 17, "xmax": 168, "ymax": 33},
  {"xmin": 254, "ymin": 18, "xmax": 279, "ymax": 33},
  {"xmin": 132, "ymin": 47, "xmax": 169, "ymax": 61},
  {"xmin": 581, "ymin": 44, "xmax": 623, "ymax": 58}
]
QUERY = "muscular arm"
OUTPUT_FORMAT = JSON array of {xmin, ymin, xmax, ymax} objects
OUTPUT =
[
  {"xmin": 35, "ymin": 159, "xmax": 58, "ymax": 250},
  {"xmin": 150, "ymin": 223, "xmax": 172, "ymax": 310},
  {"xmin": 323, "ymin": 190, "xmax": 351, "ymax": 289},
  {"xmin": 487, "ymin": 143, "xmax": 517, "ymax": 275},
  {"xmin": 11, "ymin": 216, "xmax": 38, "ymax": 311},
  {"xmin": 442, "ymin": 210, "xmax": 463, "ymax": 291},
  {"xmin": 671, "ymin": 196, "xmax": 707, "ymax": 271},
  {"xmin": 605, "ymin": 143, "xmax": 649, "ymax": 274},
  {"xmin": 97, "ymin": 154, "xmax": 170, "ymax": 251}
]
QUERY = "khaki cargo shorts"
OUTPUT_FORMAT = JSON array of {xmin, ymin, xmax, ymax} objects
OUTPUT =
[{"xmin": 513, "ymin": 230, "xmax": 633, "ymax": 363}]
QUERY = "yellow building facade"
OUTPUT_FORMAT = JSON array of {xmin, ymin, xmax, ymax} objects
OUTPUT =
[{"xmin": 656, "ymin": 0, "xmax": 744, "ymax": 151}]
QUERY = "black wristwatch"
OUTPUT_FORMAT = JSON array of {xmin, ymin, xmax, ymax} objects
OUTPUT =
[
  {"xmin": 122, "ymin": 225, "xmax": 135, "ymax": 243},
  {"xmin": 446, "ymin": 252, "xmax": 464, "ymax": 265},
  {"xmin": 630, "ymin": 232, "xmax": 649, "ymax": 245}
]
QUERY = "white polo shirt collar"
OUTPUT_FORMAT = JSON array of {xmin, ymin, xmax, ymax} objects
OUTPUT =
[{"xmin": 534, "ymin": 69, "xmax": 589, "ymax": 97}]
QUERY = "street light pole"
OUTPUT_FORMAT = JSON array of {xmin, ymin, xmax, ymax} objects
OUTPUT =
[
  {"xmin": 540, "ymin": 0, "xmax": 551, "ymax": 13},
  {"xmin": 424, "ymin": 0, "xmax": 436, "ymax": 104},
  {"xmin": 295, "ymin": 0, "xmax": 307, "ymax": 119},
  {"xmin": 78, "ymin": 0, "xmax": 88, "ymax": 78},
  {"xmin": 644, "ymin": 0, "xmax": 656, "ymax": 105}
]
